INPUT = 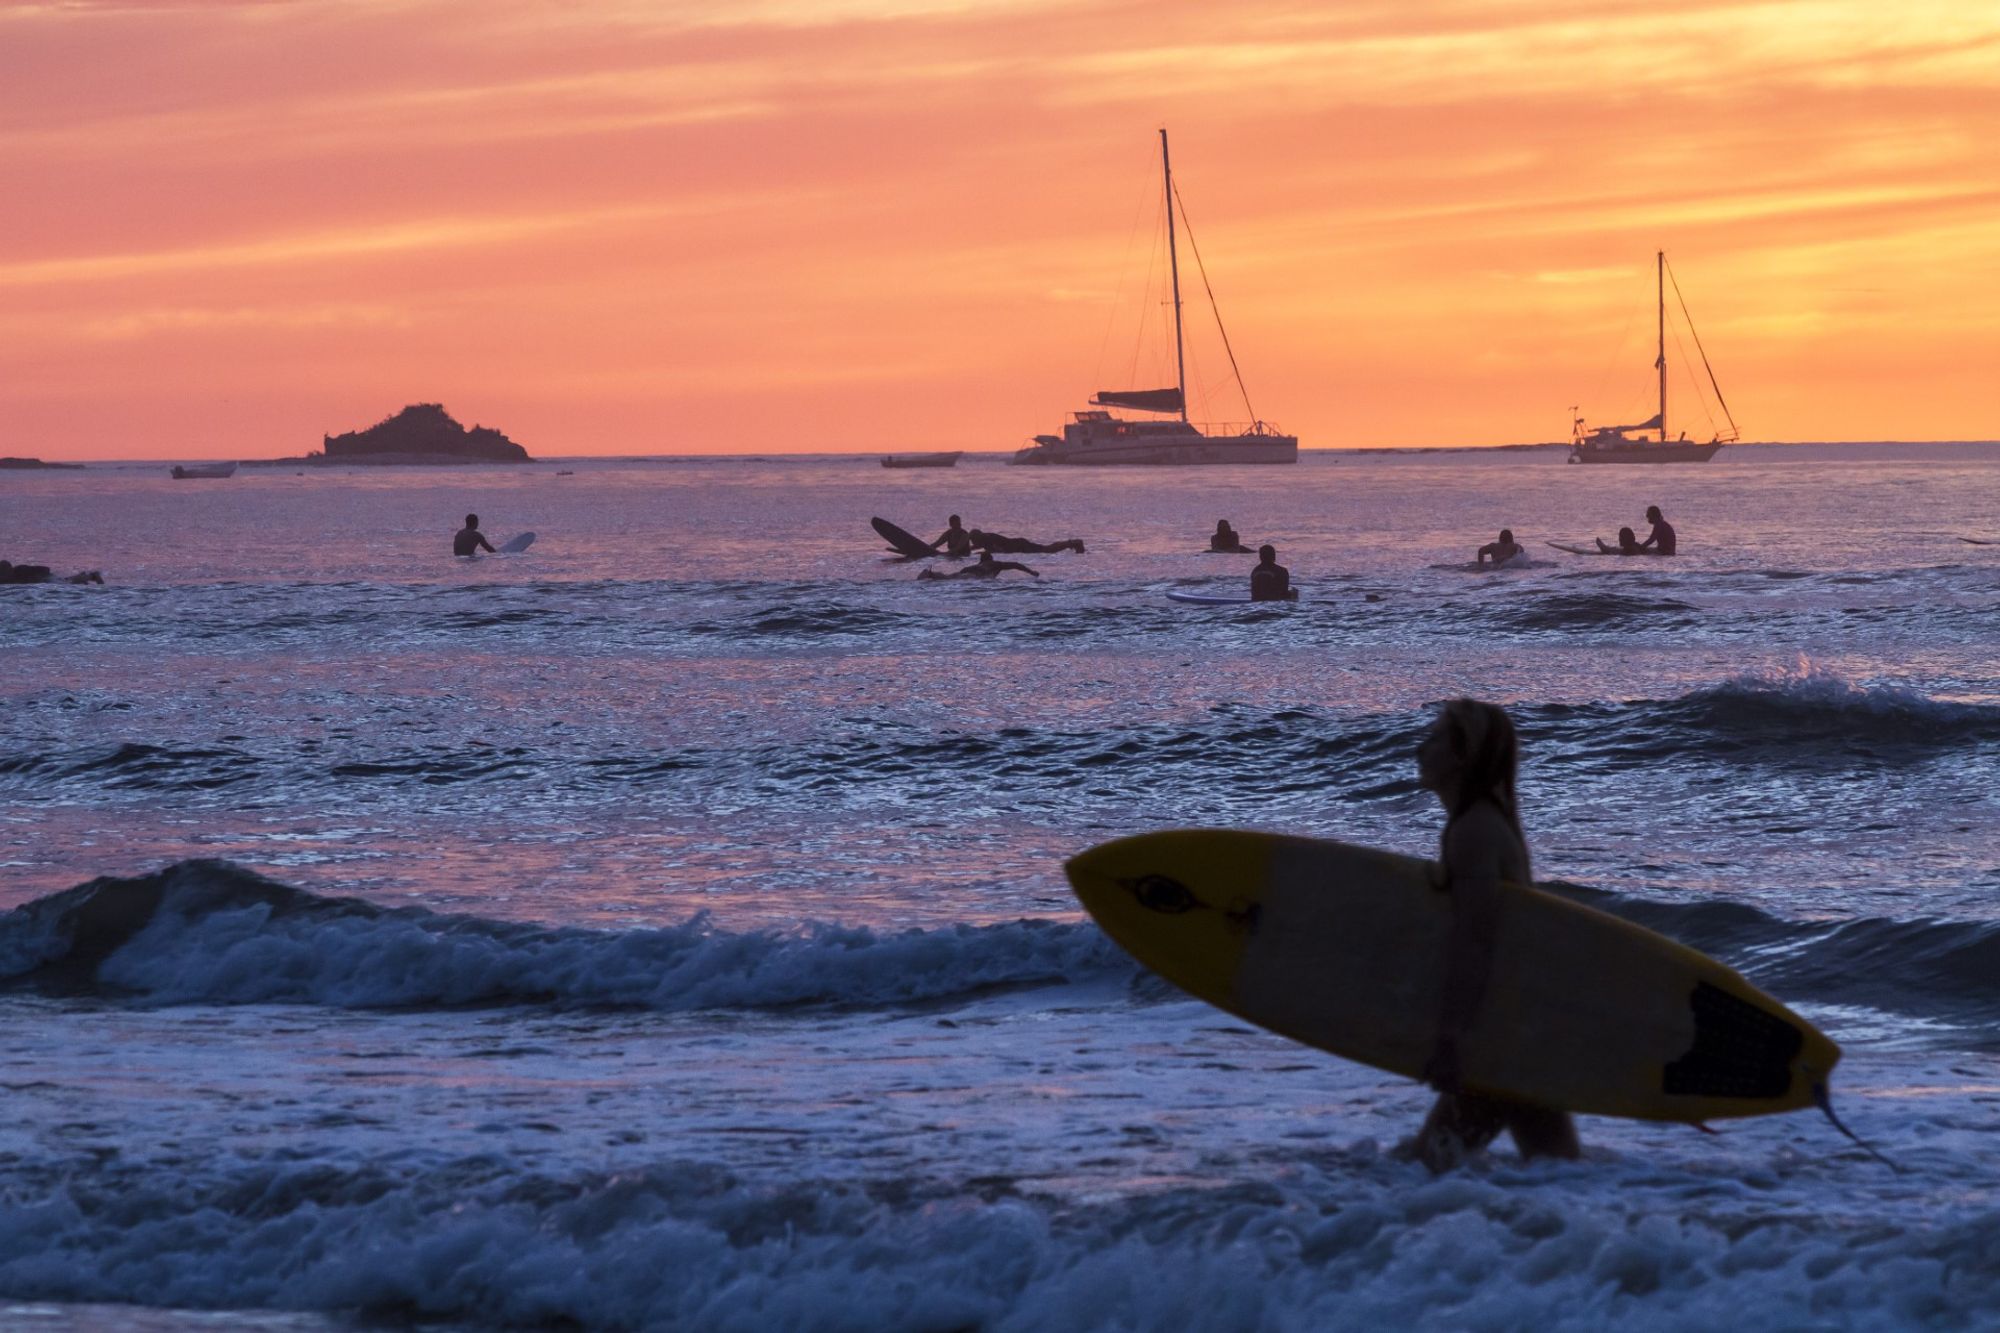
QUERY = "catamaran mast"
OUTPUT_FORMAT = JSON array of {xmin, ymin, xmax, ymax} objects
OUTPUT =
[
  {"xmin": 1162, "ymin": 128, "xmax": 1188, "ymax": 424},
  {"xmin": 1656, "ymin": 249, "xmax": 1667, "ymax": 444}
]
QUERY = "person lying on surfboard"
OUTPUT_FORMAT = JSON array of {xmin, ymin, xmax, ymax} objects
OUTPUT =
[
  {"xmin": 1249, "ymin": 545, "xmax": 1292, "ymax": 601},
  {"xmin": 1209, "ymin": 520, "xmax": 1251, "ymax": 553},
  {"xmin": 1477, "ymin": 529, "xmax": 1524, "ymax": 567},
  {"xmin": 929, "ymin": 515, "xmax": 974, "ymax": 557},
  {"xmin": 452, "ymin": 513, "xmax": 496, "ymax": 557},
  {"xmin": 968, "ymin": 529, "xmax": 1085, "ymax": 555},
  {"xmin": 1409, "ymin": 699, "xmax": 1582, "ymax": 1171},
  {"xmin": 1595, "ymin": 526, "xmax": 1644, "ymax": 555},
  {"xmin": 918, "ymin": 552, "xmax": 1039, "ymax": 580}
]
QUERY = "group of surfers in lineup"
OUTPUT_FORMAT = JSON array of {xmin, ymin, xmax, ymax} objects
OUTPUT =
[
  {"xmin": 904, "ymin": 513, "xmax": 1296, "ymax": 598},
  {"xmin": 1478, "ymin": 505, "xmax": 1679, "ymax": 567},
  {"xmin": 898, "ymin": 507, "xmax": 1672, "ymax": 600},
  {"xmin": 912, "ymin": 514, "xmax": 1085, "ymax": 581}
]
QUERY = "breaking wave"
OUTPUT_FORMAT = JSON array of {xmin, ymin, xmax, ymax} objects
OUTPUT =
[{"xmin": 0, "ymin": 861, "xmax": 1132, "ymax": 1010}]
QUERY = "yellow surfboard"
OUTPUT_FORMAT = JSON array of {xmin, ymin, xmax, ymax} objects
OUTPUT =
[{"xmin": 1066, "ymin": 829, "xmax": 1840, "ymax": 1123}]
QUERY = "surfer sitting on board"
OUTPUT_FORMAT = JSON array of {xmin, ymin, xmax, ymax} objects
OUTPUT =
[
  {"xmin": 1477, "ymin": 529, "xmax": 1524, "ymax": 567},
  {"xmin": 1409, "ymin": 699, "xmax": 1581, "ymax": 1171},
  {"xmin": 1638, "ymin": 505, "xmax": 1677, "ymax": 555},
  {"xmin": 918, "ymin": 552, "xmax": 1039, "ymax": 580},
  {"xmin": 1249, "ymin": 545, "xmax": 1292, "ymax": 602},
  {"xmin": 1596, "ymin": 526, "xmax": 1643, "ymax": 555},
  {"xmin": 453, "ymin": 514, "xmax": 496, "ymax": 557},
  {"xmin": 968, "ymin": 529, "xmax": 1086, "ymax": 555},
  {"xmin": 1210, "ymin": 520, "xmax": 1251, "ymax": 553},
  {"xmin": 929, "ymin": 515, "xmax": 974, "ymax": 557}
]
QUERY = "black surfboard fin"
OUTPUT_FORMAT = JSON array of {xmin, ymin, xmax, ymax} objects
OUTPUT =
[{"xmin": 1813, "ymin": 1082, "xmax": 1900, "ymax": 1173}]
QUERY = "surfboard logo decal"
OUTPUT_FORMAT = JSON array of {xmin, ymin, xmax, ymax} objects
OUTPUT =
[
  {"xmin": 1662, "ymin": 981, "xmax": 1804, "ymax": 1099},
  {"xmin": 1119, "ymin": 876, "xmax": 1260, "ymax": 935},
  {"xmin": 1128, "ymin": 875, "xmax": 1199, "ymax": 914}
]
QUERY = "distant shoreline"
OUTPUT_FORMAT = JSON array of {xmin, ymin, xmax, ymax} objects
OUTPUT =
[{"xmin": 15, "ymin": 439, "xmax": 1999, "ymax": 467}]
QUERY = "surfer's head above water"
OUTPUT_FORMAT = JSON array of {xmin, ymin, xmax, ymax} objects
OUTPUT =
[
  {"xmin": 1417, "ymin": 698, "xmax": 1521, "ymax": 831},
  {"xmin": 464, "ymin": 514, "xmax": 479, "ymax": 529},
  {"xmin": 1257, "ymin": 544, "xmax": 1276, "ymax": 564}
]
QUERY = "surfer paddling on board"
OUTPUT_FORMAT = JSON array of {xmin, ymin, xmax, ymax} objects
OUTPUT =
[
  {"xmin": 1409, "ymin": 699, "xmax": 1581, "ymax": 1171},
  {"xmin": 918, "ymin": 552, "xmax": 1039, "ymax": 580},
  {"xmin": 968, "ymin": 529, "xmax": 1085, "ymax": 555},
  {"xmin": 1250, "ymin": 545, "xmax": 1293, "ymax": 602},
  {"xmin": 1477, "ymin": 529, "xmax": 1524, "ymax": 567},
  {"xmin": 453, "ymin": 514, "xmax": 496, "ymax": 557},
  {"xmin": 1210, "ymin": 520, "xmax": 1251, "ymax": 553},
  {"xmin": 929, "ymin": 515, "xmax": 974, "ymax": 557}
]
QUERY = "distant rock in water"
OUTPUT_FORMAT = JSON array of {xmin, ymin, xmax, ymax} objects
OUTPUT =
[
  {"xmin": 319, "ymin": 404, "xmax": 532, "ymax": 465},
  {"xmin": 0, "ymin": 456, "xmax": 86, "ymax": 470}
]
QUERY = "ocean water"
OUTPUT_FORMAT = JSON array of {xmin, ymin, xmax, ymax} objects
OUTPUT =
[{"xmin": 3, "ymin": 443, "xmax": 2000, "ymax": 1330}]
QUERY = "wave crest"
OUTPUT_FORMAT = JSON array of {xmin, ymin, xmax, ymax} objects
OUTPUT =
[{"xmin": 0, "ymin": 861, "xmax": 1130, "ymax": 1010}]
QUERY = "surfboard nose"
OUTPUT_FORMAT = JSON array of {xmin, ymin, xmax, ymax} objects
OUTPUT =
[{"xmin": 1064, "ymin": 832, "xmax": 1267, "ymax": 1004}]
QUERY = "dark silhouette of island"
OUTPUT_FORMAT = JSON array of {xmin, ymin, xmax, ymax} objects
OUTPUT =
[
  {"xmin": 1, "ymin": 457, "xmax": 86, "ymax": 470},
  {"xmin": 318, "ymin": 404, "xmax": 532, "ymax": 465}
]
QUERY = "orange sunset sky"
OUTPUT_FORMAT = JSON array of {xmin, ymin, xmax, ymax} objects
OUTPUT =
[{"xmin": 3, "ymin": 0, "xmax": 1997, "ymax": 460}]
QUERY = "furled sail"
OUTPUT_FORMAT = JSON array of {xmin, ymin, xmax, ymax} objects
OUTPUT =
[
  {"xmin": 1092, "ymin": 388, "xmax": 1183, "ymax": 413},
  {"xmin": 1599, "ymin": 413, "xmax": 1662, "ymax": 433}
]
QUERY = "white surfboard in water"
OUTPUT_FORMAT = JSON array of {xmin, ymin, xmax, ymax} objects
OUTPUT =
[
  {"xmin": 1166, "ymin": 590, "xmax": 1299, "ymax": 605},
  {"xmin": 499, "ymin": 532, "xmax": 536, "ymax": 554}
]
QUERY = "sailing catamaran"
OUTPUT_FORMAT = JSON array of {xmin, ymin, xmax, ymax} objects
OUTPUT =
[
  {"xmin": 1012, "ymin": 131, "xmax": 1297, "ymax": 466},
  {"xmin": 1569, "ymin": 251, "xmax": 1737, "ymax": 464}
]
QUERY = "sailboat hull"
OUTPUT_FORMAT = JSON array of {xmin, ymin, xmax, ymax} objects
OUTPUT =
[
  {"xmin": 1014, "ymin": 432, "xmax": 1298, "ymax": 466},
  {"xmin": 1568, "ymin": 442, "xmax": 1722, "ymax": 464}
]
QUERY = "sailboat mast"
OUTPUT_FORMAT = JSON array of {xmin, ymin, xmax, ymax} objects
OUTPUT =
[
  {"xmin": 1656, "ymin": 249, "xmax": 1667, "ymax": 444},
  {"xmin": 1161, "ymin": 128, "xmax": 1188, "ymax": 424}
]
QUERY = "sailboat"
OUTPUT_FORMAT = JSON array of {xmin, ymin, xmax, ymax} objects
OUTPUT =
[
  {"xmin": 1012, "ymin": 131, "xmax": 1297, "ymax": 466},
  {"xmin": 1569, "ymin": 251, "xmax": 1736, "ymax": 464}
]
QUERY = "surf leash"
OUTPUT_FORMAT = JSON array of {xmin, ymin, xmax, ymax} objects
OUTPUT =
[{"xmin": 1812, "ymin": 1082, "xmax": 1900, "ymax": 1173}]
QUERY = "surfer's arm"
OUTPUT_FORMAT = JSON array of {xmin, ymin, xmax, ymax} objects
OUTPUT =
[{"xmin": 1426, "ymin": 823, "xmax": 1505, "ymax": 1092}]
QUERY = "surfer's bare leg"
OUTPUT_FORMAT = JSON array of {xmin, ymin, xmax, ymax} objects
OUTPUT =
[
  {"xmin": 1411, "ymin": 1092, "xmax": 1506, "ymax": 1172},
  {"xmin": 1504, "ymin": 1105, "xmax": 1580, "ymax": 1160}
]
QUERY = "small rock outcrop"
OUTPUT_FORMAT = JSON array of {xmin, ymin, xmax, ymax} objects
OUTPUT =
[{"xmin": 320, "ymin": 405, "xmax": 531, "ymax": 464}]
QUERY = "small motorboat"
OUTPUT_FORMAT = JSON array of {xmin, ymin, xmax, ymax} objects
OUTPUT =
[
  {"xmin": 881, "ymin": 452, "xmax": 962, "ymax": 469},
  {"xmin": 170, "ymin": 462, "xmax": 239, "ymax": 479}
]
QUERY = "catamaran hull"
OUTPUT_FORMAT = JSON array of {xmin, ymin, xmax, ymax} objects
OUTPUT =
[
  {"xmin": 1012, "ymin": 436, "xmax": 1298, "ymax": 466},
  {"xmin": 1568, "ymin": 443, "xmax": 1722, "ymax": 464}
]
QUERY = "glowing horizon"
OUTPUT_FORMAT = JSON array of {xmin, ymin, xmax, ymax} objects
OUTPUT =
[{"xmin": 3, "ymin": 0, "xmax": 1997, "ymax": 460}]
